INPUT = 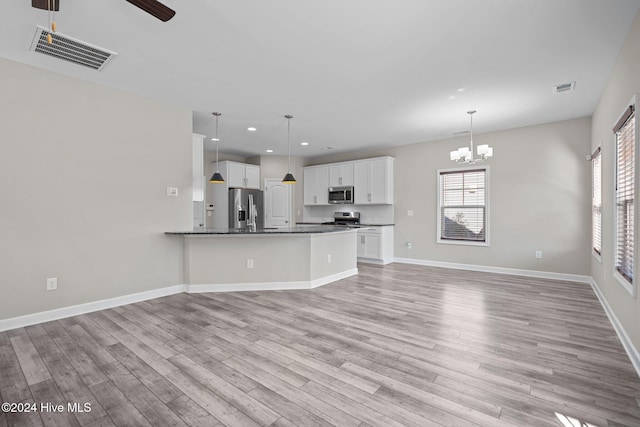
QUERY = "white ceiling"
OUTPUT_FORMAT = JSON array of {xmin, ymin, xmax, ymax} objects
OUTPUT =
[{"xmin": 2, "ymin": 0, "xmax": 639, "ymax": 157}]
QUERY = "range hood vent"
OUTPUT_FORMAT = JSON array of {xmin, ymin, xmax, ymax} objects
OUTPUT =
[{"xmin": 29, "ymin": 25, "xmax": 118, "ymax": 71}]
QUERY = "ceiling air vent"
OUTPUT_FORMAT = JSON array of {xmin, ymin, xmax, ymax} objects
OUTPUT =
[
  {"xmin": 29, "ymin": 25, "xmax": 117, "ymax": 71},
  {"xmin": 553, "ymin": 81, "xmax": 576, "ymax": 94}
]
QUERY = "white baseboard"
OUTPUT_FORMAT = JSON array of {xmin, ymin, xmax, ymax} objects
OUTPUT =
[
  {"xmin": 394, "ymin": 257, "xmax": 591, "ymax": 283},
  {"xmin": 589, "ymin": 277, "xmax": 640, "ymax": 378},
  {"xmin": 186, "ymin": 268, "xmax": 359, "ymax": 293},
  {"xmin": 0, "ymin": 285, "xmax": 186, "ymax": 332},
  {"xmin": 358, "ymin": 258, "xmax": 393, "ymax": 266},
  {"xmin": 0, "ymin": 269, "xmax": 358, "ymax": 332}
]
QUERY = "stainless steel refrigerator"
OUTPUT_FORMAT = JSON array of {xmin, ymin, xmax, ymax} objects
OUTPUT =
[{"xmin": 229, "ymin": 188, "xmax": 264, "ymax": 229}]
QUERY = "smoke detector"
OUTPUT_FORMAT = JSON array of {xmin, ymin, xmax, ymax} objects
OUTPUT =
[{"xmin": 29, "ymin": 26, "xmax": 117, "ymax": 71}]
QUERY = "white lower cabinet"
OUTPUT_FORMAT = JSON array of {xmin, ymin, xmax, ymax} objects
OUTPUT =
[{"xmin": 357, "ymin": 226, "xmax": 394, "ymax": 264}]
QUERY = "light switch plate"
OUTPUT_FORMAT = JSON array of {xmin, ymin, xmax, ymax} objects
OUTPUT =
[{"xmin": 166, "ymin": 187, "xmax": 179, "ymax": 197}]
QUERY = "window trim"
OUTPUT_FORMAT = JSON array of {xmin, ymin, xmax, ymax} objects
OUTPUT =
[
  {"xmin": 612, "ymin": 95, "xmax": 637, "ymax": 297},
  {"xmin": 437, "ymin": 165, "xmax": 490, "ymax": 247},
  {"xmin": 592, "ymin": 146, "xmax": 602, "ymax": 262}
]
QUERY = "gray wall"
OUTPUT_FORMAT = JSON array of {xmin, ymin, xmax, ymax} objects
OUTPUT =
[
  {"xmin": 309, "ymin": 116, "xmax": 592, "ymax": 275},
  {"xmin": 0, "ymin": 57, "xmax": 193, "ymax": 320},
  {"xmin": 590, "ymin": 12, "xmax": 640, "ymax": 351}
]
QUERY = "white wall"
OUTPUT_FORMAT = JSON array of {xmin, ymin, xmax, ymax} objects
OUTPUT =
[
  {"xmin": 0, "ymin": 57, "xmax": 193, "ymax": 320},
  {"xmin": 309, "ymin": 116, "xmax": 592, "ymax": 275},
  {"xmin": 591, "ymin": 12, "xmax": 640, "ymax": 352}
]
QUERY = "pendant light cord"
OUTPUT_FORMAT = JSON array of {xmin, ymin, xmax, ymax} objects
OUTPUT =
[
  {"xmin": 469, "ymin": 112, "xmax": 474, "ymax": 156},
  {"xmin": 215, "ymin": 113, "xmax": 220, "ymax": 172},
  {"xmin": 287, "ymin": 117, "xmax": 291, "ymax": 173}
]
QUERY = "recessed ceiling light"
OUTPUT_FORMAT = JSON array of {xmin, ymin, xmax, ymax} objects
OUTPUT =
[
  {"xmin": 457, "ymin": 88, "xmax": 465, "ymax": 92},
  {"xmin": 247, "ymin": 127, "xmax": 257, "ymax": 132},
  {"xmin": 300, "ymin": 141, "xmax": 309, "ymax": 146},
  {"xmin": 448, "ymin": 96, "xmax": 455, "ymax": 100},
  {"xmin": 266, "ymin": 149, "xmax": 273, "ymax": 153},
  {"xmin": 211, "ymin": 137, "xmax": 220, "ymax": 141}
]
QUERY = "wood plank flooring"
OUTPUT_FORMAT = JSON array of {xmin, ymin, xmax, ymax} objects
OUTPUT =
[{"xmin": 2, "ymin": 263, "xmax": 640, "ymax": 426}]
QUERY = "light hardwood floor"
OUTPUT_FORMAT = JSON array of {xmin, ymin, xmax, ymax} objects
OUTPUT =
[{"xmin": 1, "ymin": 263, "xmax": 640, "ymax": 426}]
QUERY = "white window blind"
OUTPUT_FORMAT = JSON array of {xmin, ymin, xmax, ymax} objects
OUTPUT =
[
  {"xmin": 592, "ymin": 147, "xmax": 602, "ymax": 255},
  {"xmin": 614, "ymin": 105, "xmax": 635, "ymax": 284},
  {"xmin": 439, "ymin": 168, "xmax": 487, "ymax": 242}
]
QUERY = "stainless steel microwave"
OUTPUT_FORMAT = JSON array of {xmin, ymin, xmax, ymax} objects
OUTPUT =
[{"xmin": 328, "ymin": 186, "xmax": 354, "ymax": 204}]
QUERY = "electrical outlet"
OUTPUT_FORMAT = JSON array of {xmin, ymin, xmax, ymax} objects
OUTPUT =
[
  {"xmin": 166, "ymin": 187, "xmax": 179, "ymax": 197},
  {"xmin": 535, "ymin": 250, "xmax": 542, "ymax": 259},
  {"xmin": 406, "ymin": 242, "xmax": 412, "ymax": 249},
  {"xmin": 46, "ymin": 277, "xmax": 57, "ymax": 291},
  {"xmin": 327, "ymin": 254, "xmax": 332, "ymax": 263},
  {"xmin": 247, "ymin": 259, "xmax": 254, "ymax": 268}
]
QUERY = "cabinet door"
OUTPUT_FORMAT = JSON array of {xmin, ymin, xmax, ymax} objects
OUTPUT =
[
  {"xmin": 315, "ymin": 166, "xmax": 329, "ymax": 204},
  {"xmin": 357, "ymin": 232, "xmax": 366, "ymax": 257},
  {"xmin": 354, "ymin": 161, "xmax": 370, "ymax": 204},
  {"xmin": 329, "ymin": 165, "xmax": 342, "ymax": 187},
  {"xmin": 192, "ymin": 134, "xmax": 205, "ymax": 202},
  {"xmin": 305, "ymin": 166, "xmax": 329, "ymax": 205},
  {"xmin": 357, "ymin": 231, "xmax": 381, "ymax": 259},
  {"xmin": 339, "ymin": 163, "xmax": 354, "ymax": 186},
  {"xmin": 329, "ymin": 163, "xmax": 354, "ymax": 187},
  {"xmin": 368, "ymin": 158, "xmax": 388, "ymax": 204},
  {"xmin": 363, "ymin": 233, "xmax": 381, "ymax": 259},
  {"xmin": 244, "ymin": 165, "xmax": 260, "ymax": 189},
  {"xmin": 303, "ymin": 167, "xmax": 316, "ymax": 205},
  {"xmin": 227, "ymin": 163, "xmax": 246, "ymax": 188}
]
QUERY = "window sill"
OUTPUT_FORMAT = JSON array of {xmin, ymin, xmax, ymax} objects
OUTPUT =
[
  {"xmin": 614, "ymin": 270, "xmax": 636, "ymax": 297},
  {"xmin": 437, "ymin": 238, "xmax": 489, "ymax": 247}
]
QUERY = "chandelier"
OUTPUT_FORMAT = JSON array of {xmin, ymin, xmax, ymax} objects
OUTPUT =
[{"xmin": 450, "ymin": 110, "xmax": 493, "ymax": 164}]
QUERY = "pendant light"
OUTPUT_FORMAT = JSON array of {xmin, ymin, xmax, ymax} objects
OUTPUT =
[
  {"xmin": 282, "ymin": 115, "xmax": 296, "ymax": 184},
  {"xmin": 450, "ymin": 110, "xmax": 494, "ymax": 164},
  {"xmin": 209, "ymin": 112, "xmax": 225, "ymax": 183}
]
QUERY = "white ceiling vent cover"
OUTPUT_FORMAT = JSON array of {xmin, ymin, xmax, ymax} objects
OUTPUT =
[
  {"xmin": 29, "ymin": 25, "xmax": 117, "ymax": 71},
  {"xmin": 553, "ymin": 81, "xmax": 576, "ymax": 94}
]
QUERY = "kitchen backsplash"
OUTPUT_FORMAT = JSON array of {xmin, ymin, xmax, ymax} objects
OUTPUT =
[{"xmin": 302, "ymin": 204, "xmax": 394, "ymax": 225}]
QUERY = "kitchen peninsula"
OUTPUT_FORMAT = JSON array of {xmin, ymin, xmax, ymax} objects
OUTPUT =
[{"xmin": 166, "ymin": 226, "xmax": 358, "ymax": 292}]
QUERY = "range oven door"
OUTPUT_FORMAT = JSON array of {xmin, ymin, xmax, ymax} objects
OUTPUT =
[{"xmin": 328, "ymin": 186, "xmax": 354, "ymax": 204}]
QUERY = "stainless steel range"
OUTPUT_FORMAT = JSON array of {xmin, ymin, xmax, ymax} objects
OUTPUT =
[{"xmin": 323, "ymin": 211, "xmax": 360, "ymax": 227}]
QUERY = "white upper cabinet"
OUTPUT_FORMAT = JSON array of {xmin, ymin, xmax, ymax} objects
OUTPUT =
[
  {"xmin": 223, "ymin": 161, "xmax": 261, "ymax": 189},
  {"xmin": 354, "ymin": 157, "xmax": 394, "ymax": 204},
  {"xmin": 329, "ymin": 163, "xmax": 354, "ymax": 187},
  {"xmin": 303, "ymin": 165, "xmax": 329, "ymax": 205},
  {"xmin": 244, "ymin": 165, "xmax": 260, "ymax": 189},
  {"xmin": 192, "ymin": 133, "xmax": 205, "ymax": 202}
]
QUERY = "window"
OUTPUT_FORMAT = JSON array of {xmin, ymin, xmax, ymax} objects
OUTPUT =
[
  {"xmin": 438, "ymin": 167, "xmax": 488, "ymax": 245},
  {"xmin": 614, "ymin": 100, "xmax": 636, "ymax": 291},
  {"xmin": 592, "ymin": 147, "xmax": 602, "ymax": 257}
]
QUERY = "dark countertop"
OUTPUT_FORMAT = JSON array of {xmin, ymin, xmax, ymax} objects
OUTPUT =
[
  {"xmin": 165, "ymin": 225, "xmax": 358, "ymax": 235},
  {"xmin": 297, "ymin": 222, "xmax": 395, "ymax": 227}
]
